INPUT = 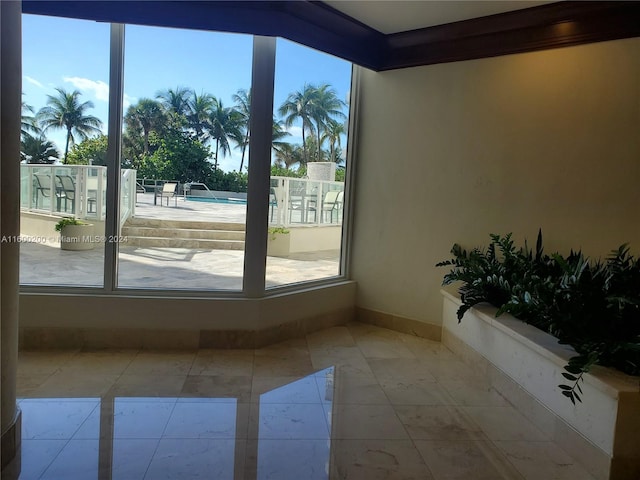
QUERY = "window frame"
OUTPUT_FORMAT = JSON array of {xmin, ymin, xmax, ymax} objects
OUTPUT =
[{"xmin": 19, "ymin": 17, "xmax": 358, "ymax": 298}]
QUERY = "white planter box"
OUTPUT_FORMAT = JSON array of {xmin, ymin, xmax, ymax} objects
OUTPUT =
[
  {"xmin": 267, "ymin": 232, "xmax": 290, "ymax": 257},
  {"xmin": 441, "ymin": 290, "xmax": 639, "ymax": 480},
  {"xmin": 60, "ymin": 224, "xmax": 96, "ymax": 251}
]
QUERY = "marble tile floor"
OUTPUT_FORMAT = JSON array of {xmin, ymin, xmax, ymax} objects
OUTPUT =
[{"xmin": 11, "ymin": 323, "xmax": 598, "ymax": 480}]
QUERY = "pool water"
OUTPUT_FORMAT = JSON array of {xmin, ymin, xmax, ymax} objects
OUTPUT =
[{"xmin": 186, "ymin": 196, "xmax": 247, "ymax": 205}]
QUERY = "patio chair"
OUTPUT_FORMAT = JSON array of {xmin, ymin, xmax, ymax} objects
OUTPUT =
[
  {"xmin": 288, "ymin": 182, "xmax": 315, "ymax": 223},
  {"xmin": 321, "ymin": 190, "xmax": 343, "ymax": 223},
  {"xmin": 159, "ymin": 182, "xmax": 178, "ymax": 206},
  {"xmin": 56, "ymin": 174, "xmax": 76, "ymax": 214},
  {"xmin": 33, "ymin": 173, "xmax": 63, "ymax": 211},
  {"xmin": 307, "ymin": 190, "xmax": 344, "ymax": 223}
]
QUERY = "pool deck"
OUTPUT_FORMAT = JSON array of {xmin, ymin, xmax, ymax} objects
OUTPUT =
[
  {"xmin": 134, "ymin": 193, "xmax": 248, "ymax": 224},
  {"xmin": 19, "ymin": 193, "xmax": 341, "ymax": 289}
]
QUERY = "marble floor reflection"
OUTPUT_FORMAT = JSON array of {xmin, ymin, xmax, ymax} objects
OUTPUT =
[{"xmin": 14, "ymin": 323, "xmax": 597, "ymax": 480}]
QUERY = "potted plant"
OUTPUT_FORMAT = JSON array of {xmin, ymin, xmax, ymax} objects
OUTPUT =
[
  {"xmin": 55, "ymin": 217, "xmax": 96, "ymax": 251},
  {"xmin": 267, "ymin": 227, "xmax": 290, "ymax": 257}
]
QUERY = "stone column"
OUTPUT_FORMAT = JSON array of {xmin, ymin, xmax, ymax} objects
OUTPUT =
[{"xmin": 1, "ymin": 0, "xmax": 22, "ymax": 476}]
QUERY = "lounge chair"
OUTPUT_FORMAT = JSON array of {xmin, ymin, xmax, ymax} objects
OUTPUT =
[{"xmin": 159, "ymin": 182, "xmax": 178, "ymax": 206}]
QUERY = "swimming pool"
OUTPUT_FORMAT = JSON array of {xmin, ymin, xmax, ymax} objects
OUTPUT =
[{"xmin": 185, "ymin": 196, "xmax": 247, "ymax": 205}]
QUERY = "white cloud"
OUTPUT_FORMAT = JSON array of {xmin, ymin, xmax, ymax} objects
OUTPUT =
[
  {"xmin": 123, "ymin": 93, "xmax": 136, "ymax": 110},
  {"xmin": 63, "ymin": 76, "xmax": 110, "ymax": 101},
  {"xmin": 63, "ymin": 76, "xmax": 135, "ymax": 109},
  {"xmin": 24, "ymin": 75, "xmax": 44, "ymax": 88}
]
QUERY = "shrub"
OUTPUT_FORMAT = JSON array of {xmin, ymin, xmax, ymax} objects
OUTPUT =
[
  {"xmin": 437, "ymin": 231, "xmax": 640, "ymax": 403},
  {"xmin": 54, "ymin": 218, "xmax": 88, "ymax": 232}
]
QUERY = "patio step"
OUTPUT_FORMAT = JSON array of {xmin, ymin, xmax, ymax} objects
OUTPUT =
[
  {"xmin": 123, "ymin": 226, "xmax": 245, "ymax": 241},
  {"xmin": 125, "ymin": 217, "xmax": 245, "ymax": 231},
  {"xmin": 122, "ymin": 217, "xmax": 245, "ymax": 250}
]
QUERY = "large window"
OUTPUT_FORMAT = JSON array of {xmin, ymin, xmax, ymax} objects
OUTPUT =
[
  {"xmin": 19, "ymin": 15, "xmax": 354, "ymax": 295},
  {"xmin": 266, "ymin": 39, "xmax": 352, "ymax": 288},
  {"xmin": 117, "ymin": 25, "xmax": 253, "ymax": 290},
  {"xmin": 20, "ymin": 15, "xmax": 109, "ymax": 287}
]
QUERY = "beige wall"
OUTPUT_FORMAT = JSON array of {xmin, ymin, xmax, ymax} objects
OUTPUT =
[
  {"xmin": 20, "ymin": 282, "xmax": 356, "ymax": 331},
  {"xmin": 351, "ymin": 38, "xmax": 640, "ymax": 325}
]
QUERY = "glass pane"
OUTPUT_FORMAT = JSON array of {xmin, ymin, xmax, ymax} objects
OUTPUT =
[
  {"xmin": 117, "ymin": 25, "xmax": 253, "ymax": 290},
  {"xmin": 267, "ymin": 39, "xmax": 352, "ymax": 288},
  {"xmin": 20, "ymin": 15, "xmax": 109, "ymax": 287}
]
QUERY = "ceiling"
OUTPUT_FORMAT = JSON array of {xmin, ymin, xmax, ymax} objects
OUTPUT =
[{"xmin": 324, "ymin": 1, "xmax": 554, "ymax": 34}]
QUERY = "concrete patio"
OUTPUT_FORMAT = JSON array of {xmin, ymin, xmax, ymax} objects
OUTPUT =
[{"xmin": 19, "ymin": 193, "xmax": 342, "ymax": 290}]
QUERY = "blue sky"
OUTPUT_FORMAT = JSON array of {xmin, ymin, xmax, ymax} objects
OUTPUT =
[{"xmin": 22, "ymin": 14, "xmax": 352, "ymax": 171}]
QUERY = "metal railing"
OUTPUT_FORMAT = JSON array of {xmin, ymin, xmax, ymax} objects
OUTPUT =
[
  {"xmin": 269, "ymin": 176, "xmax": 344, "ymax": 227},
  {"xmin": 20, "ymin": 164, "xmax": 136, "ymax": 227}
]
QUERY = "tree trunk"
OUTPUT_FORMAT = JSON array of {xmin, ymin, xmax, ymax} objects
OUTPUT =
[
  {"xmin": 239, "ymin": 131, "xmax": 249, "ymax": 172},
  {"xmin": 301, "ymin": 126, "xmax": 307, "ymax": 164},
  {"xmin": 63, "ymin": 129, "xmax": 71, "ymax": 164}
]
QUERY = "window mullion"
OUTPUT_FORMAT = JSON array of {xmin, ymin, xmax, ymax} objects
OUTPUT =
[
  {"xmin": 103, "ymin": 23, "xmax": 125, "ymax": 292},
  {"xmin": 242, "ymin": 36, "xmax": 276, "ymax": 297}
]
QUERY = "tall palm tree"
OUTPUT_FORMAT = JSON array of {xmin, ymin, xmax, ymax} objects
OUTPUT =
[
  {"xmin": 124, "ymin": 98, "xmax": 165, "ymax": 155},
  {"xmin": 37, "ymin": 87, "xmax": 103, "ymax": 163},
  {"xmin": 186, "ymin": 91, "xmax": 215, "ymax": 141},
  {"xmin": 21, "ymin": 135, "xmax": 59, "ymax": 164},
  {"xmin": 156, "ymin": 86, "xmax": 191, "ymax": 117},
  {"xmin": 310, "ymin": 84, "xmax": 346, "ymax": 161},
  {"xmin": 207, "ymin": 99, "xmax": 241, "ymax": 170},
  {"xmin": 232, "ymin": 88, "xmax": 251, "ymax": 171},
  {"xmin": 278, "ymin": 83, "xmax": 318, "ymax": 164}
]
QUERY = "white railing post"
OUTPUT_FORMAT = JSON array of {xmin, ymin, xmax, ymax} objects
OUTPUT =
[
  {"xmin": 96, "ymin": 169, "xmax": 104, "ymax": 221},
  {"xmin": 48, "ymin": 166, "xmax": 55, "ymax": 216},
  {"xmin": 315, "ymin": 180, "xmax": 322, "ymax": 225},
  {"xmin": 74, "ymin": 168, "xmax": 81, "ymax": 218},
  {"xmin": 281, "ymin": 177, "xmax": 290, "ymax": 227},
  {"xmin": 130, "ymin": 170, "xmax": 136, "ymax": 218}
]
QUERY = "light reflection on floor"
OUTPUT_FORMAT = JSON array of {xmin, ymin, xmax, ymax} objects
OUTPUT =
[
  {"xmin": 13, "ymin": 324, "xmax": 598, "ymax": 480},
  {"xmin": 18, "ymin": 368, "xmax": 334, "ymax": 480}
]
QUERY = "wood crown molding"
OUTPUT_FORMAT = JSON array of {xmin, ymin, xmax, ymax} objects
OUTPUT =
[
  {"xmin": 381, "ymin": 1, "xmax": 640, "ymax": 70},
  {"xmin": 22, "ymin": 1, "xmax": 640, "ymax": 71}
]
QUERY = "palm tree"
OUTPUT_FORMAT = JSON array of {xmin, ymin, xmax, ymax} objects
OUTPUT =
[
  {"xmin": 273, "ymin": 142, "xmax": 304, "ymax": 170},
  {"xmin": 21, "ymin": 97, "xmax": 39, "ymax": 139},
  {"xmin": 124, "ymin": 98, "xmax": 165, "ymax": 155},
  {"xmin": 37, "ymin": 87, "xmax": 103, "ymax": 164},
  {"xmin": 232, "ymin": 88, "xmax": 251, "ymax": 171},
  {"xmin": 310, "ymin": 84, "xmax": 346, "ymax": 161},
  {"xmin": 186, "ymin": 91, "xmax": 215, "ymax": 141},
  {"xmin": 21, "ymin": 135, "xmax": 59, "ymax": 164},
  {"xmin": 278, "ymin": 83, "xmax": 318, "ymax": 164},
  {"xmin": 272, "ymin": 118, "xmax": 291, "ymax": 155},
  {"xmin": 322, "ymin": 119, "xmax": 346, "ymax": 163},
  {"xmin": 156, "ymin": 86, "xmax": 191, "ymax": 117},
  {"xmin": 207, "ymin": 99, "xmax": 241, "ymax": 170}
]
